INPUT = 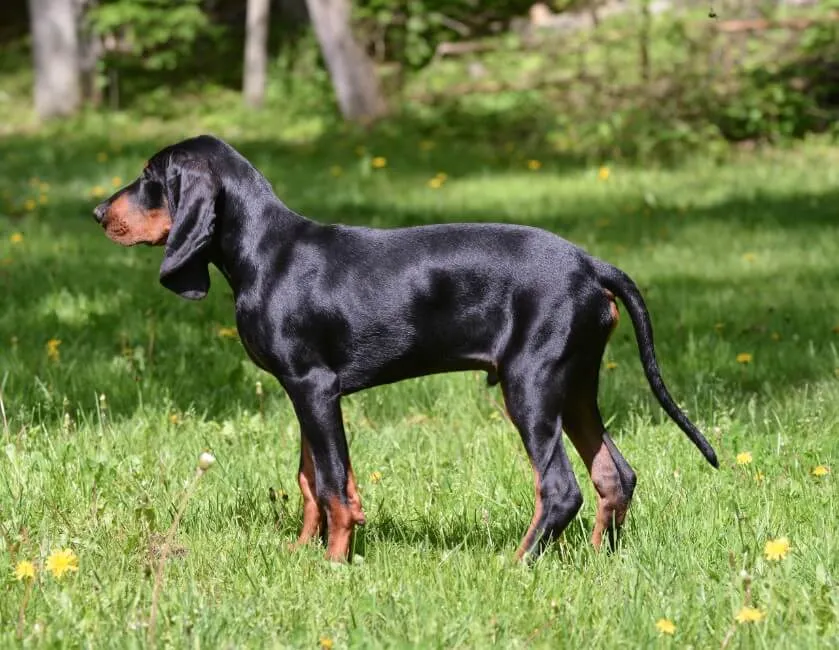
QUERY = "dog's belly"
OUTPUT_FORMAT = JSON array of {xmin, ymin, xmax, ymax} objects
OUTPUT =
[
  {"xmin": 339, "ymin": 352, "xmax": 495, "ymax": 394},
  {"xmin": 333, "ymin": 303, "xmax": 509, "ymax": 394}
]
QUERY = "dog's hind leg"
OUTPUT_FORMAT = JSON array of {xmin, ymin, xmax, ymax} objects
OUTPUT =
[
  {"xmin": 563, "ymin": 294, "xmax": 636, "ymax": 550},
  {"xmin": 501, "ymin": 358, "xmax": 583, "ymax": 561},
  {"xmin": 564, "ymin": 399, "xmax": 636, "ymax": 551}
]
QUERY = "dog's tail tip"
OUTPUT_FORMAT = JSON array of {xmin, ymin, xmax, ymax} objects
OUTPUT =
[
  {"xmin": 704, "ymin": 447, "xmax": 720, "ymax": 469},
  {"xmin": 684, "ymin": 422, "xmax": 719, "ymax": 468}
]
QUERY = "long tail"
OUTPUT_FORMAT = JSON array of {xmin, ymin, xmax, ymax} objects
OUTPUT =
[{"xmin": 592, "ymin": 258, "xmax": 719, "ymax": 468}]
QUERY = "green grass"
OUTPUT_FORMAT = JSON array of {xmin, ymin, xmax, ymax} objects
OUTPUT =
[{"xmin": 1, "ymin": 114, "xmax": 838, "ymax": 648}]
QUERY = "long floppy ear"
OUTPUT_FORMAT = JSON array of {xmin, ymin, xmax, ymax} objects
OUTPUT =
[{"xmin": 159, "ymin": 158, "xmax": 220, "ymax": 300}]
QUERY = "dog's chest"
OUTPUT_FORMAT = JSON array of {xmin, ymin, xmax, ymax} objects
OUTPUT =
[{"xmin": 234, "ymin": 308, "xmax": 272, "ymax": 372}]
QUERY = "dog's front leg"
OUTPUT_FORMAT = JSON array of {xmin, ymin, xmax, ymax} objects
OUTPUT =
[
  {"xmin": 292, "ymin": 437, "xmax": 325, "ymax": 548},
  {"xmin": 286, "ymin": 372, "xmax": 365, "ymax": 562}
]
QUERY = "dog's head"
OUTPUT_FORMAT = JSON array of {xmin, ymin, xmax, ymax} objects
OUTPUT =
[{"xmin": 93, "ymin": 136, "xmax": 226, "ymax": 300}]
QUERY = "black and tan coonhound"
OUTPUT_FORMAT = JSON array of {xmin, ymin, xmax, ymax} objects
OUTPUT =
[{"xmin": 93, "ymin": 135, "xmax": 718, "ymax": 562}]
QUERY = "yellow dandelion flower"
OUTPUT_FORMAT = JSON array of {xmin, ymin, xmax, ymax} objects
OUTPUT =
[
  {"xmin": 370, "ymin": 471, "xmax": 382, "ymax": 484},
  {"xmin": 46, "ymin": 338, "xmax": 61, "ymax": 362},
  {"xmin": 812, "ymin": 465, "xmax": 829, "ymax": 477},
  {"xmin": 605, "ymin": 361, "xmax": 618, "ymax": 370},
  {"xmin": 655, "ymin": 618, "xmax": 676, "ymax": 635},
  {"xmin": 735, "ymin": 606, "xmax": 765, "ymax": 624},
  {"xmin": 14, "ymin": 560, "xmax": 36, "ymax": 581},
  {"xmin": 10, "ymin": 232, "xmax": 24, "ymax": 244},
  {"xmin": 39, "ymin": 182, "xmax": 50, "ymax": 192},
  {"xmin": 764, "ymin": 537, "xmax": 791, "ymax": 561},
  {"xmin": 45, "ymin": 548, "xmax": 78, "ymax": 579},
  {"xmin": 742, "ymin": 252, "xmax": 757, "ymax": 263},
  {"xmin": 90, "ymin": 186, "xmax": 106, "ymax": 199},
  {"xmin": 770, "ymin": 332, "xmax": 781, "ymax": 341},
  {"xmin": 736, "ymin": 451, "xmax": 752, "ymax": 465},
  {"xmin": 419, "ymin": 140, "xmax": 435, "ymax": 151},
  {"xmin": 598, "ymin": 166, "xmax": 610, "ymax": 181},
  {"xmin": 371, "ymin": 156, "xmax": 387, "ymax": 169},
  {"xmin": 39, "ymin": 194, "xmax": 49, "ymax": 205},
  {"xmin": 217, "ymin": 327, "xmax": 238, "ymax": 339},
  {"xmin": 435, "ymin": 172, "xmax": 448, "ymax": 181},
  {"xmin": 527, "ymin": 159, "xmax": 542, "ymax": 171},
  {"xmin": 428, "ymin": 177, "xmax": 445, "ymax": 189},
  {"xmin": 330, "ymin": 165, "xmax": 343, "ymax": 177},
  {"xmin": 319, "ymin": 638, "xmax": 334, "ymax": 650},
  {"xmin": 169, "ymin": 413, "xmax": 180, "ymax": 425},
  {"xmin": 24, "ymin": 198, "xmax": 37, "ymax": 211},
  {"xmin": 736, "ymin": 352, "xmax": 753, "ymax": 364},
  {"xmin": 112, "ymin": 176, "xmax": 122, "ymax": 188},
  {"xmin": 97, "ymin": 152, "xmax": 108, "ymax": 162}
]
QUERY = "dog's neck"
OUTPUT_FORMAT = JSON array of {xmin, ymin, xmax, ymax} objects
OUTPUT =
[{"xmin": 210, "ymin": 176, "xmax": 314, "ymax": 296}]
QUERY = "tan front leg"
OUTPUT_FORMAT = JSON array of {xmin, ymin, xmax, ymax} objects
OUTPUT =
[
  {"xmin": 293, "ymin": 439, "xmax": 323, "ymax": 548},
  {"xmin": 324, "ymin": 469, "xmax": 365, "ymax": 562}
]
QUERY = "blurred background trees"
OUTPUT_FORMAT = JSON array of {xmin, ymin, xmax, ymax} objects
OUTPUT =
[
  {"xmin": 5, "ymin": 0, "xmax": 838, "ymax": 159},
  {"xmin": 27, "ymin": 0, "xmax": 81, "ymax": 118},
  {"xmin": 243, "ymin": 0, "xmax": 270, "ymax": 108}
]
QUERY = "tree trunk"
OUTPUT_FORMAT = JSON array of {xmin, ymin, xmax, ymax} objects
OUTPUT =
[
  {"xmin": 28, "ymin": 0, "xmax": 82, "ymax": 119},
  {"xmin": 639, "ymin": 0, "xmax": 651, "ymax": 83},
  {"xmin": 77, "ymin": 0, "xmax": 103, "ymax": 107},
  {"xmin": 243, "ymin": 0, "xmax": 271, "ymax": 108},
  {"xmin": 304, "ymin": 0, "xmax": 387, "ymax": 123}
]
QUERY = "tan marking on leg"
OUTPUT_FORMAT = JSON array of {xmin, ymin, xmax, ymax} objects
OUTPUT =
[
  {"xmin": 515, "ymin": 470, "xmax": 543, "ymax": 561},
  {"xmin": 293, "ymin": 440, "xmax": 322, "ymax": 548},
  {"xmin": 324, "ymin": 496, "xmax": 355, "ymax": 562},
  {"xmin": 346, "ymin": 468, "xmax": 366, "ymax": 525},
  {"xmin": 324, "ymin": 468, "xmax": 366, "ymax": 561},
  {"xmin": 589, "ymin": 444, "xmax": 628, "ymax": 550},
  {"xmin": 565, "ymin": 413, "xmax": 631, "ymax": 551}
]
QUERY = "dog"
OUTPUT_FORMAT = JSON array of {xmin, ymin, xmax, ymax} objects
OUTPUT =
[{"xmin": 93, "ymin": 135, "xmax": 718, "ymax": 562}]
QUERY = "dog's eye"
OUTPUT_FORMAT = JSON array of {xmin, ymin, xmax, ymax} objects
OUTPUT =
[{"xmin": 141, "ymin": 179, "xmax": 164, "ymax": 206}]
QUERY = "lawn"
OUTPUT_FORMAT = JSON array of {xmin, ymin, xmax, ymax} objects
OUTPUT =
[{"xmin": 1, "ymin": 115, "xmax": 838, "ymax": 648}]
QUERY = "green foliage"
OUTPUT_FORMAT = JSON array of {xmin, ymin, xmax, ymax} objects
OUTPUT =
[
  {"xmin": 354, "ymin": 0, "xmax": 535, "ymax": 68},
  {"xmin": 802, "ymin": 0, "xmax": 839, "ymax": 52},
  {"xmin": 89, "ymin": 0, "xmax": 214, "ymax": 70},
  {"xmin": 714, "ymin": 70, "xmax": 821, "ymax": 142},
  {"xmin": 3, "ymin": 0, "xmax": 838, "ymax": 159},
  {"xmin": 699, "ymin": 1, "xmax": 839, "ymax": 143}
]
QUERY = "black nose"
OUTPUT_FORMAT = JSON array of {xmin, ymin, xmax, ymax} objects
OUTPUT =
[{"xmin": 93, "ymin": 203, "xmax": 108, "ymax": 223}]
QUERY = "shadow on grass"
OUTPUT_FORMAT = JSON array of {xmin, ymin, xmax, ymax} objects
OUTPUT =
[
  {"xmin": 349, "ymin": 508, "xmax": 596, "ymax": 557},
  {"xmin": 0, "ymin": 102, "xmax": 592, "ymax": 193}
]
